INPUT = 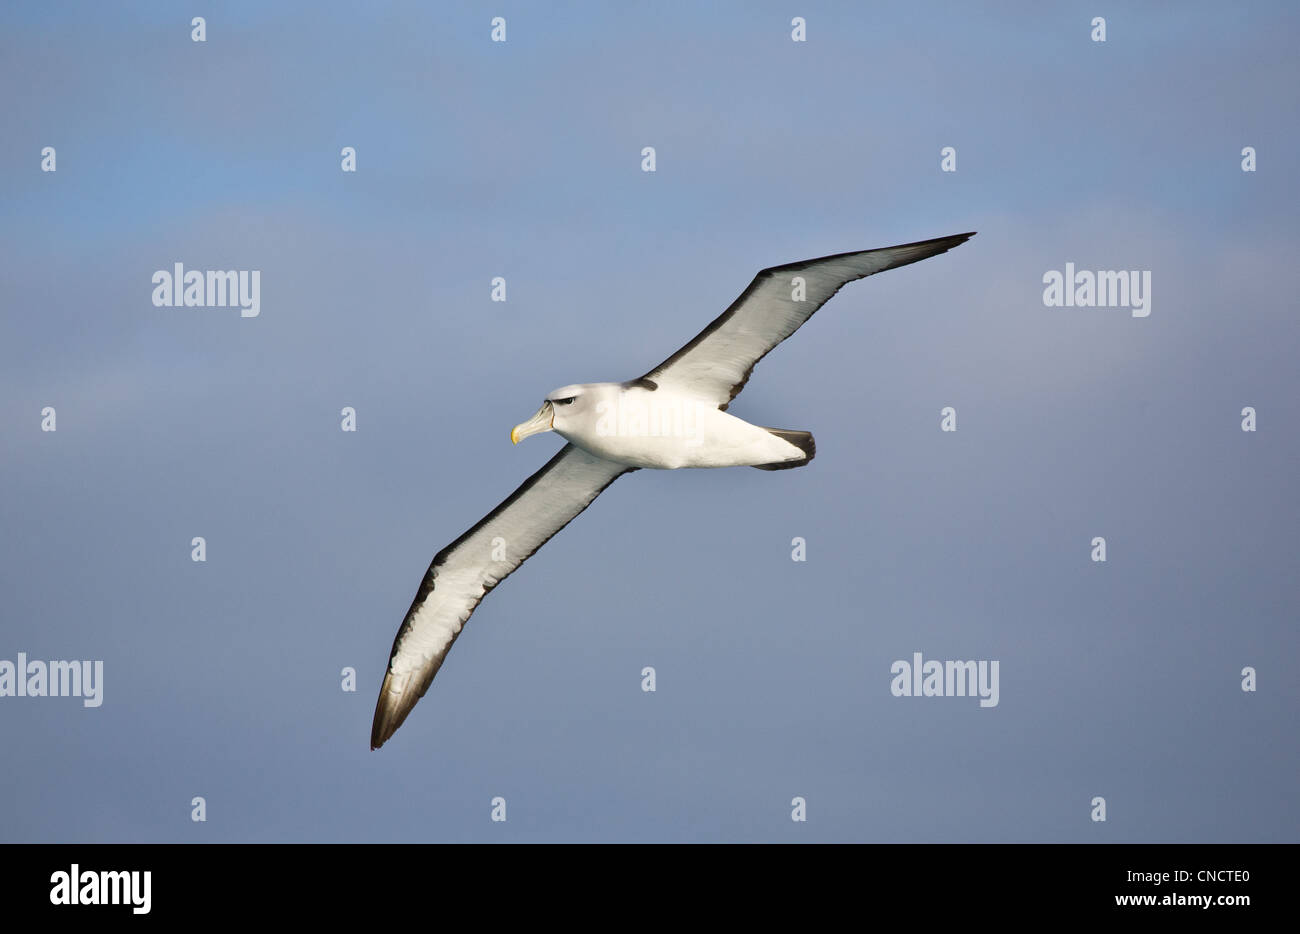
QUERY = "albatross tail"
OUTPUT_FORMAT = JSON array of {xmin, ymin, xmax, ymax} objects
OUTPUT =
[{"xmin": 753, "ymin": 428, "xmax": 816, "ymax": 470}]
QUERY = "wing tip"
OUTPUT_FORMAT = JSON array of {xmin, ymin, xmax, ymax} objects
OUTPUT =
[
  {"xmin": 761, "ymin": 230, "xmax": 977, "ymax": 277},
  {"xmin": 863, "ymin": 229, "xmax": 977, "ymax": 270},
  {"xmin": 370, "ymin": 669, "xmax": 413, "ymax": 750},
  {"xmin": 370, "ymin": 705, "xmax": 404, "ymax": 750},
  {"xmin": 886, "ymin": 229, "xmax": 977, "ymax": 254},
  {"xmin": 370, "ymin": 713, "xmax": 391, "ymax": 750}
]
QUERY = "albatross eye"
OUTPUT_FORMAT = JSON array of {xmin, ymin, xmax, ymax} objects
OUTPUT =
[{"xmin": 552, "ymin": 397, "xmax": 576, "ymax": 406}]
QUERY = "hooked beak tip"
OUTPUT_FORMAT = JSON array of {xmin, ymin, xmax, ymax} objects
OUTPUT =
[{"xmin": 511, "ymin": 401, "xmax": 553, "ymax": 447}]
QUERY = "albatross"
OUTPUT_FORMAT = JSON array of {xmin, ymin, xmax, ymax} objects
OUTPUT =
[{"xmin": 371, "ymin": 231, "xmax": 975, "ymax": 748}]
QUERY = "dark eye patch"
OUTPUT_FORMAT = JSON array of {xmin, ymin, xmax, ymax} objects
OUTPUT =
[{"xmin": 551, "ymin": 397, "xmax": 576, "ymax": 406}]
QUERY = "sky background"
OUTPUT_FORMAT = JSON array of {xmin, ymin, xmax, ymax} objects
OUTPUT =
[{"xmin": 1, "ymin": 1, "xmax": 1296, "ymax": 842}]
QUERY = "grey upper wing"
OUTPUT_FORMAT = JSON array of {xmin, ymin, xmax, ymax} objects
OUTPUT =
[
  {"xmin": 642, "ymin": 232, "xmax": 975, "ymax": 409},
  {"xmin": 371, "ymin": 443, "xmax": 635, "ymax": 749}
]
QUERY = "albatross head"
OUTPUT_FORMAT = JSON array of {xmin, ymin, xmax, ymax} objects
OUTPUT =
[{"xmin": 511, "ymin": 384, "xmax": 594, "ymax": 444}]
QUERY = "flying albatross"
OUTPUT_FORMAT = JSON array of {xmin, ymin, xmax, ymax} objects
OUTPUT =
[{"xmin": 371, "ymin": 231, "xmax": 975, "ymax": 748}]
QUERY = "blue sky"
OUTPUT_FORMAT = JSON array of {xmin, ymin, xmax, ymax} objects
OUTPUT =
[{"xmin": 1, "ymin": 1, "xmax": 1296, "ymax": 841}]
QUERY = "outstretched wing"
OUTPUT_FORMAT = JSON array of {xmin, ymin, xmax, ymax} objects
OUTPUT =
[
  {"xmin": 642, "ymin": 232, "xmax": 975, "ymax": 409},
  {"xmin": 371, "ymin": 443, "xmax": 635, "ymax": 748}
]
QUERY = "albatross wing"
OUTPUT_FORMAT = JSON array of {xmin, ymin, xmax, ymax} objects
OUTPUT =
[
  {"xmin": 642, "ymin": 232, "xmax": 975, "ymax": 409},
  {"xmin": 371, "ymin": 443, "xmax": 634, "ymax": 748}
]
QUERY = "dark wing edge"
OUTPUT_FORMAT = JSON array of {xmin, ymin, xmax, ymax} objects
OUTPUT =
[
  {"xmin": 370, "ymin": 444, "xmax": 636, "ymax": 749},
  {"xmin": 642, "ymin": 231, "xmax": 976, "ymax": 410}
]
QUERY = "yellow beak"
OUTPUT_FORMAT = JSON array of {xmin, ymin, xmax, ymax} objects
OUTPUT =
[{"xmin": 511, "ymin": 401, "xmax": 555, "ymax": 445}]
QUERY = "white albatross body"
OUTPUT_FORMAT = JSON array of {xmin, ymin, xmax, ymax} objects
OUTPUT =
[
  {"xmin": 370, "ymin": 232, "xmax": 975, "ymax": 748},
  {"xmin": 539, "ymin": 380, "xmax": 809, "ymax": 470}
]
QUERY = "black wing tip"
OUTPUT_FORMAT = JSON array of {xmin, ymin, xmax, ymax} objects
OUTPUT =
[
  {"xmin": 888, "ymin": 230, "xmax": 977, "ymax": 250},
  {"xmin": 370, "ymin": 695, "xmax": 396, "ymax": 750},
  {"xmin": 763, "ymin": 230, "xmax": 977, "ymax": 275},
  {"xmin": 370, "ymin": 669, "xmax": 414, "ymax": 750},
  {"xmin": 370, "ymin": 698, "xmax": 409, "ymax": 750},
  {"xmin": 370, "ymin": 702, "xmax": 391, "ymax": 749},
  {"xmin": 903, "ymin": 230, "xmax": 977, "ymax": 249}
]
